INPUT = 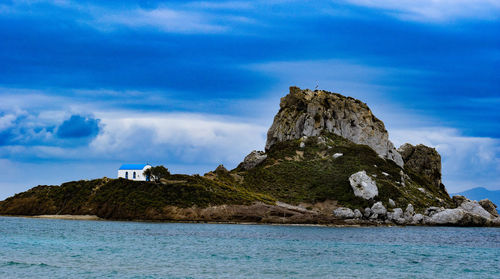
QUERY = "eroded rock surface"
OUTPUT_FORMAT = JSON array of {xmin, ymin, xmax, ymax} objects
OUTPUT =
[
  {"xmin": 349, "ymin": 171, "xmax": 378, "ymax": 200},
  {"xmin": 398, "ymin": 143, "xmax": 444, "ymax": 191},
  {"xmin": 265, "ymin": 87, "xmax": 404, "ymax": 167},
  {"xmin": 239, "ymin": 150, "xmax": 267, "ymax": 170},
  {"xmin": 479, "ymin": 199, "xmax": 498, "ymax": 217}
]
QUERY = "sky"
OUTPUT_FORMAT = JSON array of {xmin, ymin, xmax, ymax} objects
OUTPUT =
[{"xmin": 0, "ymin": 0, "xmax": 499, "ymax": 200}]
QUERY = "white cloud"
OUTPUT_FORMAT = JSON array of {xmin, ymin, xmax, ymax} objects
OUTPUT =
[
  {"xmin": 345, "ymin": 0, "xmax": 500, "ymax": 22},
  {"xmin": 91, "ymin": 112, "xmax": 267, "ymax": 164},
  {"xmin": 92, "ymin": 7, "xmax": 228, "ymax": 34}
]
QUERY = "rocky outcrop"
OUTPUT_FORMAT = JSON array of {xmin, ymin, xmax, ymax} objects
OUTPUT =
[
  {"xmin": 333, "ymin": 207, "xmax": 355, "ymax": 219},
  {"xmin": 479, "ymin": 199, "xmax": 498, "ymax": 217},
  {"xmin": 370, "ymin": 202, "xmax": 387, "ymax": 218},
  {"xmin": 398, "ymin": 143, "xmax": 444, "ymax": 191},
  {"xmin": 349, "ymin": 171, "xmax": 378, "ymax": 200},
  {"xmin": 239, "ymin": 150, "xmax": 267, "ymax": 170},
  {"xmin": 265, "ymin": 87, "xmax": 404, "ymax": 167}
]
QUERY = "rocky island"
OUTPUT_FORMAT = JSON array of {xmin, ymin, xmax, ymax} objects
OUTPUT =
[{"xmin": 1, "ymin": 87, "xmax": 498, "ymax": 226}]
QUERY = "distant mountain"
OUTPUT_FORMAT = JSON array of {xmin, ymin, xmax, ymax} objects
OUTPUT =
[{"xmin": 452, "ymin": 187, "xmax": 500, "ymax": 206}]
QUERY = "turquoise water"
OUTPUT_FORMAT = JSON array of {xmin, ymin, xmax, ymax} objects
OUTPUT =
[{"xmin": 0, "ymin": 217, "xmax": 499, "ymax": 278}]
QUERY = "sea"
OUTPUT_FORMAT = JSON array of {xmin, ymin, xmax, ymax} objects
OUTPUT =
[{"xmin": 0, "ymin": 217, "xmax": 499, "ymax": 278}]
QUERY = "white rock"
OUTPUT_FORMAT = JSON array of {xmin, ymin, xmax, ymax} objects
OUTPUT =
[
  {"xmin": 382, "ymin": 172, "xmax": 389, "ymax": 176},
  {"xmin": 333, "ymin": 207, "xmax": 355, "ymax": 219},
  {"xmin": 392, "ymin": 208, "xmax": 403, "ymax": 219},
  {"xmin": 371, "ymin": 202, "xmax": 387, "ymax": 216},
  {"xmin": 353, "ymin": 209, "xmax": 363, "ymax": 219},
  {"xmin": 349, "ymin": 171, "xmax": 378, "ymax": 200},
  {"xmin": 240, "ymin": 150, "xmax": 267, "ymax": 170},
  {"xmin": 299, "ymin": 142, "xmax": 305, "ymax": 148},
  {"xmin": 388, "ymin": 198, "xmax": 396, "ymax": 207},
  {"xmin": 369, "ymin": 213, "xmax": 379, "ymax": 220},
  {"xmin": 412, "ymin": 213, "xmax": 424, "ymax": 224},
  {"xmin": 418, "ymin": 188, "xmax": 426, "ymax": 193},
  {"xmin": 426, "ymin": 208, "xmax": 465, "ymax": 225},
  {"xmin": 333, "ymin": 153, "xmax": 343, "ymax": 159},
  {"xmin": 404, "ymin": 204, "xmax": 415, "ymax": 219},
  {"xmin": 364, "ymin": 208, "xmax": 372, "ymax": 218},
  {"xmin": 425, "ymin": 207, "xmax": 444, "ymax": 217},
  {"xmin": 460, "ymin": 201, "xmax": 492, "ymax": 219}
]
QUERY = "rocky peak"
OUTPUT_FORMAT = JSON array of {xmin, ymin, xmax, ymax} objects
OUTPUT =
[
  {"xmin": 265, "ymin": 86, "xmax": 404, "ymax": 167},
  {"xmin": 398, "ymin": 143, "xmax": 445, "ymax": 192}
]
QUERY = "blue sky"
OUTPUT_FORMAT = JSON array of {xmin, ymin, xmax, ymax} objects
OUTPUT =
[{"xmin": 0, "ymin": 0, "xmax": 499, "ymax": 199}]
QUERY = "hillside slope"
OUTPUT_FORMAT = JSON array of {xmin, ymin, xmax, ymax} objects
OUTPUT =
[{"xmin": 1, "ymin": 86, "xmax": 497, "ymax": 226}]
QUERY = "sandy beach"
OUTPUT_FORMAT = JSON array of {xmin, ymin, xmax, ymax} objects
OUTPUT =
[{"xmin": 31, "ymin": 215, "xmax": 102, "ymax": 220}]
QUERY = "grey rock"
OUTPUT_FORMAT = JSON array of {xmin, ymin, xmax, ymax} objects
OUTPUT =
[
  {"xmin": 412, "ymin": 214, "xmax": 424, "ymax": 224},
  {"xmin": 388, "ymin": 208, "xmax": 405, "ymax": 224},
  {"xmin": 364, "ymin": 208, "xmax": 372, "ymax": 218},
  {"xmin": 452, "ymin": 195, "xmax": 468, "ymax": 207},
  {"xmin": 332, "ymin": 153, "xmax": 343, "ymax": 159},
  {"xmin": 265, "ymin": 87, "xmax": 404, "ymax": 167},
  {"xmin": 333, "ymin": 207, "xmax": 355, "ymax": 219},
  {"xmin": 353, "ymin": 209, "xmax": 363, "ymax": 219},
  {"xmin": 239, "ymin": 150, "xmax": 267, "ymax": 170},
  {"xmin": 425, "ymin": 207, "xmax": 443, "ymax": 217},
  {"xmin": 349, "ymin": 171, "xmax": 378, "ymax": 200},
  {"xmin": 479, "ymin": 199, "xmax": 498, "ymax": 217},
  {"xmin": 424, "ymin": 208, "xmax": 490, "ymax": 226},
  {"xmin": 388, "ymin": 198, "xmax": 396, "ymax": 207},
  {"xmin": 460, "ymin": 201, "xmax": 492, "ymax": 220},
  {"xmin": 404, "ymin": 204, "xmax": 415, "ymax": 220},
  {"xmin": 371, "ymin": 202, "xmax": 387, "ymax": 217},
  {"xmin": 398, "ymin": 143, "xmax": 446, "ymax": 193}
]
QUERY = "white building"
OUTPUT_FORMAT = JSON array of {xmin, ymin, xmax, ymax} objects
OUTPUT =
[{"xmin": 117, "ymin": 164, "xmax": 152, "ymax": 181}]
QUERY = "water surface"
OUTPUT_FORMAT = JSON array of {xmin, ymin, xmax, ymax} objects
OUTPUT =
[{"xmin": 0, "ymin": 217, "xmax": 499, "ymax": 278}]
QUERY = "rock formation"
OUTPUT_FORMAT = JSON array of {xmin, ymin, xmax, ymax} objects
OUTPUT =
[
  {"xmin": 239, "ymin": 150, "xmax": 267, "ymax": 170},
  {"xmin": 398, "ymin": 143, "xmax": 444, "ymax": 191},
  {"xmin": 265, "ymin": 87, "xmax": 404, "ymax": 167},
  {"xmin": 349, "ymin": 171, "xmax": 378, "ymax": 200}
]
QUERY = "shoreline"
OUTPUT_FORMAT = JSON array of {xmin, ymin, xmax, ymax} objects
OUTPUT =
[
  {"xmin": 0, "ymin": 214, "xmax": 384, "ymax": 227},
  {"xmin": 3, "ymin": 214, "xmax": 498, "ymax": 228}
]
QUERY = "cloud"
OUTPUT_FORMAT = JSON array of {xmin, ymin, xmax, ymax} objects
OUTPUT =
[
  {"xmin": 344, "ymin": 0, "xmax": 500, "ymax": 22},
  {"xmin": 91, "ymin": 112, "xmax": 267, "ymax": 164},
  {"xmin": 91, "ymin": 6, "xmax": 228, "ymax": 34},
  {"xmin": 56, "ymin": 114, "xmax": 100, "ymax": 139}
]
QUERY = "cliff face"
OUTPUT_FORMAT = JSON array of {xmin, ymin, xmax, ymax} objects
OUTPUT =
[
  {"xmin": 398, "ymin": 143, "xmax": 445, "ymax": 192},
  {"xmin": 266, "ymin": 87, "xmax": 404, "ymax": 167}
]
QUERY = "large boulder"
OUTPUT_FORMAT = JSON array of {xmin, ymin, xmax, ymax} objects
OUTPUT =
[
  {"xmin": 424, "ymin": 208, "xmax": 490, "ymax": 226},
  {"xmin": 265, "ymin": 87, "xmax": 404, "ymax": 167},
  {"xmin": 398, "ymin": 143, "xmax": 445, "ymax": 192},
  {"xmin": 371, "ymin": 202, "xmax": 387, "ymax": 217},
  {"xmin": 333, "ymin": 207, "xmax": 355, "ymax": 219},
  {"xmin": 349, "ymin": 171, "xmax": 378, "ymax": 200},
  {"xmin": 387, "ymin": 208, "xmax": 405, "ymax": 224},
  {"xmin": 459, "ymin": 200, "xmax": 492, "ymax": 219},
  {"xmin": 239, "ymin": 150, "xmax": 267, "ymax": 170},
  {"xmin": 479, "ymin": 199, "xmax": 499, "ymax": 217}
]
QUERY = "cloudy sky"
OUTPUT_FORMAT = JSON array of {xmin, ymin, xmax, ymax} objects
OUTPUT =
[{"xmin": 0, "ymin": 0, "xmax": 499, "ymax": 199}]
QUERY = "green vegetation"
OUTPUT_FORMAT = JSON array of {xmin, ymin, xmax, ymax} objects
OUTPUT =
[
  {"xmin": 144, "ymin": 165, "xmax": 170, "ymax": 183},
  {"xmin": 229, "ymin": 133, "xmax": 452, "ymax": 210},
  {"xmin": 0, "ymin": 133, "xmax": 453, "ymax": 220},
  {"xmin": 0, "ymin": 175, "xmax": 274, "ymax": 220}
]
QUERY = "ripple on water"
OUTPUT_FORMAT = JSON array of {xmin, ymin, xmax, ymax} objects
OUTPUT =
[{"xmin": 0, "ymin": 217, "xmax": 499, "ymax": 279}]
